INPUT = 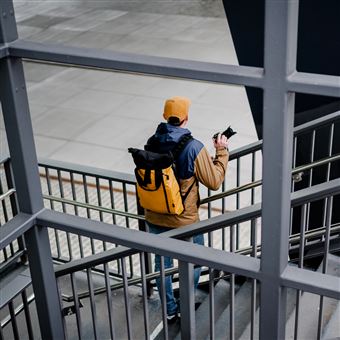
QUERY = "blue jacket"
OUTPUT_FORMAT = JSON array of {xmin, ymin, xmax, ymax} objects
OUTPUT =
[{"xmin": 145, "ymin": 123, "xmax": 228, "ymax": 228}]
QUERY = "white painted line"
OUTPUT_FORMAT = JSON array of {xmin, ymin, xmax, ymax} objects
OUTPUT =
[{"xmin": 150, "ymin": 321, "xmax": 163, "ymax": 340}]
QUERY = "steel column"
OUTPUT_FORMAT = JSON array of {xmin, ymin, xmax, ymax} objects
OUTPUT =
[
  {"xmin": 179, "ymin": 260, "xmax": 196, "ymax": 339},
  {"xmin": 0, "ymin": 1, "xmax": 65, "ymax": 339},
  {"xmin": 260, "ymin": 1, "xmax": 299, "ymax": 339}
]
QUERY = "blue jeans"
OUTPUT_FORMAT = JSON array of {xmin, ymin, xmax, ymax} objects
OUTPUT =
[{"xmin": 148, "ymin": 222, "xmax": 204, "ymax": 316}]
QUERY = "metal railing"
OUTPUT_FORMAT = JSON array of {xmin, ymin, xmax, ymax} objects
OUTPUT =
[
  {"xmin": 48, "ymin": 180, "xmax": 340, "ymax": 340},
  {"xmin": 0, "ymin": 156, "xmax": 25, "ymax": 274}
]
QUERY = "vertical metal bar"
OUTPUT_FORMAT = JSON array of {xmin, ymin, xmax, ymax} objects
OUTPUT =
[
  {"xmin": 236, "ymin": 158, "xmax": 240, "ymax": 249},
  {"xmin": 0, "ymin": 2, "xmax": 65, "ymax": 335},
  {"xmin": 70, "ymin": 172, "xmax": 84, "ymax": 258},
  {"xmin": 230, "ymin": 225, "xmax": 235, "ymax": 340},
  {"xmin": 104, "ymin": 263, "xmax": 116, "ymax": 340},
  {"xmin": 209, "ymin": 268, "xmax": 215, "ymax": 340},
  {"xmin": 24, "ymin": 225, "xmax": 65, "ymax": 339},
  {"xmin": 4, "ymin": 160, "xmax": 25, "ymax": 255},
  {"xmin": 137, "ymin": 194, "xmax": 152, "ymax": 296},
  {"xmin": 260, "ymin": 1, "xmax": 299, "ymax": 339},
  {"xmin": 293, "ymin": 203, "xmax": 307, "ymax": 340},
  {"xmin": 96, "ymin": 177, "xmax": 107, "ymax": 251},
  {"xmin": 122, "ymin": 183, "xmax": 133, "ymax": 277},
  {"xmin": 70, "ymin": 273, "xmax": 83, "ymax": 340},
  {"xmin": 45, "ymin": 167, "xmax": 61, "ymax": 259},
  {"xmin": 208, "ymin": 188, "xmax": 212, "ymax": 218},
  {"xmin": 121, "ymin": 257, "xmax": 132, "ymax": 340},
  {"xmin": 87, "ymin": 268, "xmax": 99, "ymax": 340},
  {"xmin": 251, "ymin": 218, "xmax": 258, "ymax": 340},
  {"xmin": 322, "ymin": 124, "xmax": 334, "ymax": 229},
  {"xmin": 8, "ymin": 301, "xmax": 20, "ymax": 340},
  {"xmin": 57, "ymin": 170, "xmax": 73, "ymax": 260},
  {"xmin": 83, "ymin": 175, "xmax": 95, "ymax": 254},
  {"xmin": 0, "ymin": 178, "xmax": 9, "ymax": 222},
  {"xmin": 306, "ymin": 130, "xmax": 316, "ymax": 229},
  {"xmin": 22, "ymin": 290, "xmax": 34, "ymax": 340},
  {"xmin": 179, "ymin": 260, "xmax": 195, "ymax": 340},
  {"xmin": 139, "ymin": 253, "xmax": 150, "ymax": 340},
  {"xmin": 159, "ymin": 256, "xmax": 169, "ymax": 340},
  {"xmin": 317, "ymin": 196, "xmax": 333, "ymax": 340}
]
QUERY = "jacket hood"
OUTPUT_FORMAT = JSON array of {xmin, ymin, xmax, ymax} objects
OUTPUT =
[{"xmin": 146, "ymin": 123, "xmax": 191, "ymax": 153}]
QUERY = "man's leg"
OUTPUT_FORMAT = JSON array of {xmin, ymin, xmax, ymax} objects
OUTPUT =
[{"xmin": 148, "ymin": 223, "xmax": 178, "ymax": 316}]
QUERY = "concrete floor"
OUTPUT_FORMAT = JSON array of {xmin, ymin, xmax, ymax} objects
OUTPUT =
[{"xmin": 1, "ymin": 0, "xmax": 258, "ymax": 176}]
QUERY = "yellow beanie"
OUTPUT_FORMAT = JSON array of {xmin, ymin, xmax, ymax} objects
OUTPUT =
[{"xmin": 163, "ymin": 96, "xmax": 191, "ymax": 122}]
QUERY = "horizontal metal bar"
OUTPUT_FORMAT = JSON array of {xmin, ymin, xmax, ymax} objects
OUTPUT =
[
  {"xmin": 55, "ymin": 245, "xmax": 134, "ymax": 277},
  {"xmin": 38, "ymin": 157, "xmax": 135, "ymax": 184},
  {"xmin": 290, "ymin": 178, "xmax": 340, "ymax": 207},
  {"xmin": 0, "ymin": 188, "xmax": 16, "ymax": 202},
  {"xmin": 293, "ymin": 153, "xmax": 340, "ymax": 174},
  {"xmin": 9, "ymin": 40, "xmax": 264, "ymax": 88},
  {"xmin": 0, "ymin": 212, "xmax": 38, "ymax": 249},
  {"xmin": 228, "ymin": 140, "xmax": 263, "ymax": 160},
  {"xmin": 0, "ymin": 269, "xmax": 31, "ymax": 308},
  {"xmin": 166, "ymin": 178, "xmax": 340, "ymax": 239},
  {"xmin": 281, "ymin": 265, "xmax": 340, "ymax": 300},
  {"xmin": 43, "ymin": 194, "xmax": 145, "ymax": 220},
  {"xmin": 1, "ymin": 293, "xmax": 35, "ymax": 328},
  {"xmin": 293, "ymin": 110, "xmax": 340, "ymax": 135},
  {"xmin": 0, "ymin": 44, "xmax": 9, "ymax": 58},
  {"xmin": 0, "ymin": 250, "xmax": 26, "ymax": 275},
  {"xmin": 37, "ymin": 209, "xmax": 262, "ymax": 279},
  {"xmin": 229, "ymin": 111, "xmax": 339, "ymax": 161},
  {"xmin": 287, "ymin": 72, "xmax": 340, "ymax": 98}
]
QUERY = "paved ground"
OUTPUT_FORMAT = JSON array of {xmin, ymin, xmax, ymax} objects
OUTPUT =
[{"xmin": 1, "ymin": 0, "xmax": 258, "ymax": 176}]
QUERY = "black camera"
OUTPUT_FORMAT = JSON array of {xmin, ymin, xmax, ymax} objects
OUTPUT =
[{"xmin": 213, "ymin": 126, "xmax": 237, "ymax": 140}]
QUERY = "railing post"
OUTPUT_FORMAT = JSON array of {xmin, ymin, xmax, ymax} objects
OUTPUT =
[
  {"xmin": 260, "ymin": 1, "xmax": 299, "ymax": 339},
  {"xmin": 179, "ymin": 260, "xmax": 196, "ymax": 339},
  {"xmin": 137, "ymin": 197, "xmax": 153, "ymax": 296},
  {"xmin": 0, "ymin": 1, "xmax": 65, "ymax": 339}
]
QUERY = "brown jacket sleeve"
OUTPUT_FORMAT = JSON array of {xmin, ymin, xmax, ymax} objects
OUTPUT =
[{"xmin": 194, "ymin": 146, "xmax": 229, "ymax": 190}]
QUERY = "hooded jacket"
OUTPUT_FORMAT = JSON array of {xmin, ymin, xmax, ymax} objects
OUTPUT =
[{"xmin": 144, "ymin": 123, "xmax": 228, "ymax": 228}]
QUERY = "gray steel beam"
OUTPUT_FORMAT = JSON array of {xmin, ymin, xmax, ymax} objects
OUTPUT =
[
  {"xmin": 37, "ymin": 209, "xmax": 262, "ymax": 279},
  {"xmin": 0, "ymin": 1, "xmax": 65, "ymax": 338},
  {"xmin": 281, "ymin": 266, "xmax": 340, "ymax": 300},
  {"xmin": 8, "ymin": 39, "xmax": 264, "ymax": 87},
  {"xmin": 0, "ymin": 212, "xmax": 37, "ymax": 249},
  {"xmin": 179, "ymin": 261, "xmax": 196, "ymax": 339},
  {"xmin": 0, "ymin": 1, "xmax": 17, "ymax": 43},
  {"xmin": 259, "ymin": 1, "xmax": 299, "ymax": 339},
  {"xmin": 0, "ymin": 44, "xmax": 9, "ymax": 58},
  {"xmin": 287, "ymin": 72, "xmax": 340, "ymax": 98},
  {"xmin": 24, "ymin": 225, "xmax": 65, "ymax": 339}
]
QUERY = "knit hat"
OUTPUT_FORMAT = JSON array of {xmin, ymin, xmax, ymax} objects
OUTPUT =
[{"xmin": 163, "ymin": 96, "xmax": 191, "ymax": 122}]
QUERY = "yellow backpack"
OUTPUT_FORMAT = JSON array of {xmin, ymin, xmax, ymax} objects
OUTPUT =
[{"xmin": 129, "ymin": 135, "xmax": 193, "ymax": 215}]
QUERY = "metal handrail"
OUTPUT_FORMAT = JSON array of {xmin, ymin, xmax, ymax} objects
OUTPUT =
[
  {"xmin": 41, "ymin": 153, "xmax": 340, "ymax": 218},
  {"xmin": 200, "ymin": 153, "xmax": 340, "ymax": 205},
  {"xmin": 59, "ymin": 222, "xmax": 340, "ymax": 301},
  {"xmin": 42, "ymin": 194, "xmax": 145, "ymax": 220},
  {"xmin": 0, "ymin": 188, "xmax": 16, "ymax": 202}
]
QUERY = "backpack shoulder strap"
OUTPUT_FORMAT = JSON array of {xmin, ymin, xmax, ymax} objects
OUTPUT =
[{"xmin": 171, "ymin": 134, "xmax": 193, "ymax": 159}]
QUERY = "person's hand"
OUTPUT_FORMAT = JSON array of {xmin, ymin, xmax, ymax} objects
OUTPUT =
[{"xmin": 213, "ymin": 133, "xmax": 228, "ymax": 149}]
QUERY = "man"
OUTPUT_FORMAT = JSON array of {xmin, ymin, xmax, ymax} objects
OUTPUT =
[{"xmin": 145, "ymin": 96, "xmax": 228, "ymax": 322}]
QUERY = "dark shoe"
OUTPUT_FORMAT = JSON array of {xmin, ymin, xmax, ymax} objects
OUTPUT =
[{"xmin": 167, "ymin": 313, "xmax": 178, "ymax": 324}]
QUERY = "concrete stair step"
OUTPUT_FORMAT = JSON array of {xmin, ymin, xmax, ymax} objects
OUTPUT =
[
  {"xmin": 285, "ymin": 254, "xmax": 340, "ymax": 340},
  {"xmin": 210, "ymin": 279, "xmax": 258, "ymax": 340},
  {"xmin": 194, "ymin": 278, "xmax": 231, "ymax": 340},
  {"xmin": 238, "ymin": 286, "xmax": 297, "ymax": 340}
]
